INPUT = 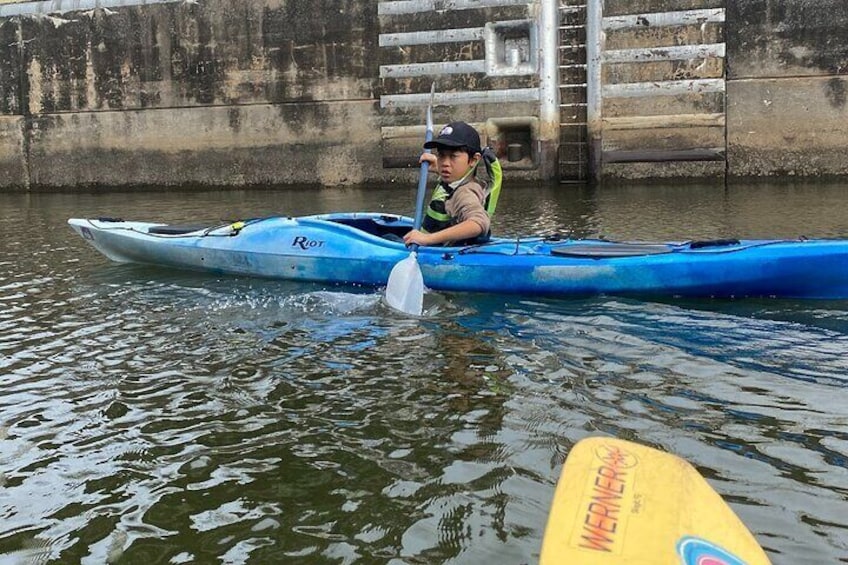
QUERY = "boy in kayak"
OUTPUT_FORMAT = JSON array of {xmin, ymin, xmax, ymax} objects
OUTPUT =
[{"xmin": 403, "ymin": 121, "xmax": 502, "ymax": 247}]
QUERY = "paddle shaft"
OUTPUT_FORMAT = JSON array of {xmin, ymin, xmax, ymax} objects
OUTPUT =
[
  {"xmin": 407, "ymin": 159, "xmax": 427, "ymax": 254},
  {"xmin": 411, "ymin": 159, "xmax": 430, "ymax": 235},
  {"xmin": 383, "ymin": 85, "xmax": 435, "ymax": 316},
  {"xmin": 412, "ymin": 92, "xmax": 435, "ymax": 232}
]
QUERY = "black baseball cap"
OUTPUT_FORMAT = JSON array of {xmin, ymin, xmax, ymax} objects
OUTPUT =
[{"xmin": 424, "ymin": 121, "xmax": 481, "ymax": 154}]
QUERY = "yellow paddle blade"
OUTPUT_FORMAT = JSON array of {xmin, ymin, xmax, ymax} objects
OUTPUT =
[
  {"xmin": 385, "ymin": 251, "xmax": 424, "ymax": 316},
  {"xmin": 541, "ymin": 437, "xmax": 771, "ymax": 565}
]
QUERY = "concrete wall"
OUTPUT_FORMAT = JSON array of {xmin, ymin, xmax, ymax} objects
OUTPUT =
[
  {"xmin": 598, "ymin": 0, "xmax": 727, "ymax": 182},
  {"xmin": 726, "ymin": 0, "xmax": 848, "ymax": 178},
  {"xmin": 377, "ymin": 1, "xmax": 557, "ymax": 178},
  {"xmin": 0, "ymin": 0, "xmax": 388, "ymax": 190},
  {"xmin": 0, "ymin": 0, "xmax": 845, "ymax": 190},
  {"xmin": 0, "ymin": 0, "xmax": 555, "ymax": 191},
  {"xmin": 596, "ymin": 0, "xmax": 847, "ymax": 182}
]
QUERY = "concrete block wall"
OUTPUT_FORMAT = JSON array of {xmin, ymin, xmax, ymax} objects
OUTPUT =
[
  {"xmin": 726, "ymin": 0, "xmax": 848, "ymax": 178},
  {"xmin": 598, "ymin": 0, "xmax": 727, "ymax": 181},
  {"xmin": 0, "ymin": 0, "xmax": 845, "ymax": 189},
  {"xmin": 0, "ymin": 0, "xmax": 556, "ymax": 191},
  {"xmin": 0, "ymin": 0, "xmax": 387, "ymax": 190},
  {"xmin": 596, "ymin": 0, "xmax": 848, "ymax": 182},
  {"xmin": 377, "ymin": 2, "xmax": 550, "ymax": 176}
]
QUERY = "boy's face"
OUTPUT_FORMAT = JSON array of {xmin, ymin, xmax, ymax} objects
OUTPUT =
[{"xmin": 435, "ymin": 148, "xmax": 479, "ymax": 184}]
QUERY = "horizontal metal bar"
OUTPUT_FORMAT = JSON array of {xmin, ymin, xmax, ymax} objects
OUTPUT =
[
  {"xmin": 380, "ymin": 60, "xmax": 486, "ymax": 78},
  {"xmin": 0, "ymin": 0, "xmax": 180, "ymax": 17},
  {"xmin": 382, "ymin": 122, "xmax": 485, "ymax": 140},
  {"xmin": 379, "ymin": 27, "xmax": 484, "ymax": 47},
  {"xmin": 603, "ymin": 43, "xmax": 725, "ymax": 64},
  {"xmin": 379, "ymin": 0, "xmax": 527, "ymax": 16},
  {"xmin": 603, "ymin": 113, "xmax": 725, "ymax": 130},
  {"xmin": 604, "ymin": 78, "xmax": 725, "ymax": 98},
  {"xmin": 604, "ymin": 147, "xmax": 726, "ymax": 163},
  {"xmin": 604, "ymin": 8, "xmax": 725, "ymax": 31},
  {"xmin": 381, "ymin": 87, "xmax": 540, "ymax": 108}
]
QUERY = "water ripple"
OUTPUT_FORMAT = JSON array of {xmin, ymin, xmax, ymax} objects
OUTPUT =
[{"xmin": 3, "ymin": 188, "xmax": 848, "ymax": 563}]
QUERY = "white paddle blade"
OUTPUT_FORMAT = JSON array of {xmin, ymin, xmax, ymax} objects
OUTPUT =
[{"xmin": 385, "ymin": 252, "xmax": 424, "ymax": 316}]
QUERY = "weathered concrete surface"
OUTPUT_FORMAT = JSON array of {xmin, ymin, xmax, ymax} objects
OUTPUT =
[
  {"xmin": 600, "ymin": 0, "xmax": 848, "ymax": 181},
  {"xmin": 0, "ymin": 19, "xmax": 22, "ymax": 116},
  {"xmin": 375, "ymin": 1, "xmax": 551, "ymax": 179},
  {"xmin": 726, "ymin": 0, "xmax": 848, "ymax": 78},
  {"xmin": 0, "ymin": 0, "xmax": 847, "ymax": 189},
  {"xmin": 598, "ymin": 0, "xmax": 726, "ymax": 181},
  {"xmin": 728, "ymin": 76, "xmax": 848, "ymax": 178},
  {"xmin": 603, "ymin": 161, "xmax": 725, "ymax": 183},
  {"xmin": 0, "ymin": 0, "xmax": 553, "ymax": 190},
  {"xmin": 18, "ymin": 1, "xmax": 379, "ymax": 113},
  {"xmin": 727, "ymin": 0, "xmax": 848, "ymax": 177},
  {"xmin": 603, "ymin": 125, "xmax": 724, "ymax": 154},
  {"xmin": 0, "ymin": 116, "xmax": 26, "ymax": 188},
  {"xmin": 26, "ymin": 100, "xmax": 381, "ymax": 189},
  {"xmin": 2, "ymin": 0, "xmax": 389, "ymax": 190},
  {"xmin": 604, "ymin": 0, "xmax": 724, "ymax": 18},
  {"xmin": 725, "ymin": 0, "xmax": 848, "ymax": 179},
  {"xmin": 377, "ymin": 5, "xmax": 531, "ymax": 101}
]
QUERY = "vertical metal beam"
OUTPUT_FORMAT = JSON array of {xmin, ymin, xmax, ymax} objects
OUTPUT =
[
  {"xmin": 585, "ymin": 0, "xmax": 603, "ymax": 183},
  {"xmin": 538, "ymin": 0, "xmax": 559, "ymax": 177}
]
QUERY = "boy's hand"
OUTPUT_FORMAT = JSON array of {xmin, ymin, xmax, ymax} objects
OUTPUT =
[
  {"xmin": 419, "ymin": 153, "xmax": 437, "ymax": 167},
  {"xmin": 403, "ymin": 229, "xmax": 437, "ymax": 247}
]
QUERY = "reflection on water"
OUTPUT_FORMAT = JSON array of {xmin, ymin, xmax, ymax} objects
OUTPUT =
[{"xmin": 1, "ymin": 182, "xmax": 848, "ymax": 564}]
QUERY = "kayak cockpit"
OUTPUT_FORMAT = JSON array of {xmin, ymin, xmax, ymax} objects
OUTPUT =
[
  {"xmin": 321, "ymin": 214, "xmax": 412, "ymax": 241},
  {"xmin": 286, "ymin": 212, "xmax": 416, "ymax": 244},
  {"xmin": 148, "ymin": 224, "xmax": 221, "ymax": 235}
]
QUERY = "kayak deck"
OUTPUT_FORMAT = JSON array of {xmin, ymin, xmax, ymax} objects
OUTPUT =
[{"xmin": 68, "ymin": 213, "xmax": 848, "ymax": 299}]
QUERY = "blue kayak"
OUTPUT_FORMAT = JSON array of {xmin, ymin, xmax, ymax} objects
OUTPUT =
[{"xmin": 69, "ymin": 212, "xmax": 848, "ymax": 299}]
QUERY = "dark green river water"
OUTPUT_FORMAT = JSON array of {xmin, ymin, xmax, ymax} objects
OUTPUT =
[{"xmin": 1, "ymin": 182, "xmax": 847, "ymax": 564}]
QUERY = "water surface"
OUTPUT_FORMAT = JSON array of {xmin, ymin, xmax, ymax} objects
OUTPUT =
[{"xmin": 1, "ymin": 182, "xmax": 847, "ymax": 564}]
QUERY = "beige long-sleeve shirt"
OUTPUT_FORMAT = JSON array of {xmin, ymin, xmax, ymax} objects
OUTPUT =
[{"xmin": 445, "ymin": 178, "xmax": 490, "ymax": 236}]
